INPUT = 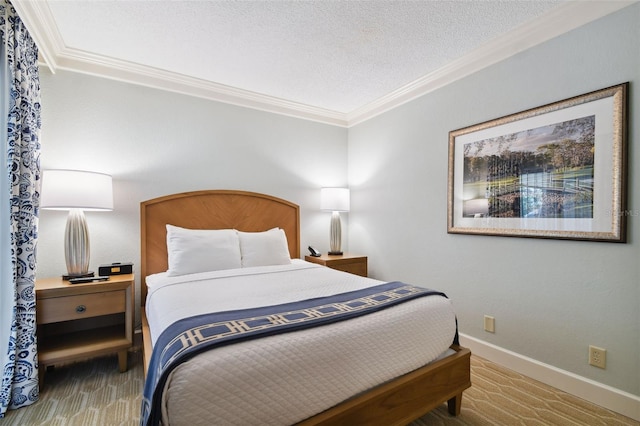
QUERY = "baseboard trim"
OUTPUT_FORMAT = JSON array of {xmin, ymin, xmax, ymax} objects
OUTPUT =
[{"xmin": 459, "ymin": 333, "xmax": 640, "ymax": 422}]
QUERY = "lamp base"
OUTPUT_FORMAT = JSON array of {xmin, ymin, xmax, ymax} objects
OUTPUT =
[
  {"xmin": 328, "ymin": 251, "xmax": 343, "ymax": 255},
  {"xmin": 63, "ymin": 271, "xmax": 95, "ymax": 281},
  {"xmin": 329, "ymin": 211, "xmax": 343, "ymax": 256}
]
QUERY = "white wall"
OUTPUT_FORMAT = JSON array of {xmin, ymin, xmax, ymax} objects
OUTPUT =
[
  {"xmin": 37, "ymin": 70, "xmax": 349, "ymax": 317},
  {"xmin": 348, "ymin": 4, "xmax": 639, "ymax": 397}
]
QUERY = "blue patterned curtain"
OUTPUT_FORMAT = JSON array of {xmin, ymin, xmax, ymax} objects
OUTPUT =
[{"xmin": 0, "ymin": 0, "xmax": 41, "ymax": 417}]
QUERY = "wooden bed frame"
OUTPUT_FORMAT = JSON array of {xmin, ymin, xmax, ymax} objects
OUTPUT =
[{"xmin": 140, "ymin": 190, "xmax": 471, "ymax": 425}]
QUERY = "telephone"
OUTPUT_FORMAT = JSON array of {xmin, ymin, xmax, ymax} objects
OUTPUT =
[{"xmin": 308, "ymin": 246, "xmax": 321, "ymax": 257}]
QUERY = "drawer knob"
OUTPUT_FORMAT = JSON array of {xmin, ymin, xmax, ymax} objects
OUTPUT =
[{"xmin": 76, "ymin": 305, "xmax": 87, "ymax": 314}]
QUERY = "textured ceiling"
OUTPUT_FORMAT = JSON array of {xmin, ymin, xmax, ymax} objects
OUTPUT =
[
  {"xmin": 15, "ymin": 1, "xmax": 634, "ymax": 125},
  {"xmin": 44, "ymin": 0, "xmax": 562, "ymax": 112}
]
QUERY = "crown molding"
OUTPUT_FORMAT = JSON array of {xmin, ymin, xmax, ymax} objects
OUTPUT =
[
  {"xmin": 347, "ymin": 1, "xmax": 637, "ymax": 126},
  {"xmin": 13, "ymin": 0, "xmax": 637, "ymax": 128},
  {"xmin": 12, "ymin": 0, "xmax": 348, "ymax": 127},
  {"xmin": 11, "ymin": 0, "xmax": 64, "ymax": 72},
  {"xmin": 53, "ymin": 46, "xmax": 349, "ymax": 127}
]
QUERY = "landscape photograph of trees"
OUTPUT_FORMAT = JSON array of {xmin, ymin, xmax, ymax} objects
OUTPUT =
[{"xmin": 462, "ymin": 115, "xmax": 595, "ymax": 219}]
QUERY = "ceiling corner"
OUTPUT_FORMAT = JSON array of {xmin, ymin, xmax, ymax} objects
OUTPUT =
[{"xmin": 12, "ymin": 0, "xmax": 64, "ymax": 73}]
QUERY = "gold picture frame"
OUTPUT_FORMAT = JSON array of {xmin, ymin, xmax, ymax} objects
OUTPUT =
[{"xmin": 447, "ymin": 83, "xmax": 628, "ymax": 242}]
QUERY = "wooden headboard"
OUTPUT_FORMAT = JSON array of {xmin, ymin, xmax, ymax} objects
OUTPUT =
[{"xmin": 140, "ymin": 190, "xmax": 300, "ymax": 305}]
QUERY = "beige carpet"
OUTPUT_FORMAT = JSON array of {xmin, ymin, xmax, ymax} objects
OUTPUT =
[
  {"xmin": 2, "ymin": 351, "xmax": 143, "ymax": 426},
  {"xmin": 1, "ymin": 349, "xmax": 637, "ymax": 425},
  {"xmin": 412, "ymin": 356, "xmax": 638, "ymax": 426}
]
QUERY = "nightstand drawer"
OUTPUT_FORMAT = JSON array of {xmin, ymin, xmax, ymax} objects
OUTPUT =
[
  {"xmin": 334, "ymin": 262, "xmax": 367, "ymax": 277},
  {"xmin": 37, "ymin": 290, "xmax": 126, "ymax": 324},
  {"xmin": 305, "ymin": 254, "xmax": 368, "ymax": 277}
]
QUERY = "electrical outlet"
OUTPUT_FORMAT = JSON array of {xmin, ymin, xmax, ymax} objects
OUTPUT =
[
  {"xmin": 589, "ymin": 345, "xmax": 606, "ymax": 369},
  {"xmin": 484, "ymin": 315, "xmax": 495, "ymax": 333}
]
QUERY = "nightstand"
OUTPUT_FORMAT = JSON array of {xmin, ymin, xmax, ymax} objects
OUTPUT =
[
  {"xmin": 35, "ymin": 274, "xmax": 134, "ymax": 383},
  {"xmin": 304, "ymin": 253, "xmax": 368, "ymax": 277}
]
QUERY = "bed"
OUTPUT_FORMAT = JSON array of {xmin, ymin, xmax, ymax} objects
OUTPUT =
[{"xmin": 140, "ymin": 190, "xmax": 471, "ymax": 425}]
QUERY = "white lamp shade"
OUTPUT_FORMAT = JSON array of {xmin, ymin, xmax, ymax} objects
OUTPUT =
[
  {"xmin": 41, "ymin": 170, "xmax": 113, "ymax": 211},
  {"xmin": 320, "ymin": 188, "xmax": 350, "ymax": 212}
]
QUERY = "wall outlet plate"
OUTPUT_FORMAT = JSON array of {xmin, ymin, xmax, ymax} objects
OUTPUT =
[
  {"xmin": 589, "ymin": 345, "xmax": 606, "ymax": 369},
  {"xmin": 484, "ymin": 315, "xmax": 495, "ymax": 333}
]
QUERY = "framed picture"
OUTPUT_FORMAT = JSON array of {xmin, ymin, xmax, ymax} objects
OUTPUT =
[{"xmin": 447, "ymin": 83, "xmax": 628, "ymax": 242}]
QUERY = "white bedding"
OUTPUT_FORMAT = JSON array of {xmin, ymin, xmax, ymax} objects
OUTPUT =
[{"xmin": 145, "ymin": 260, "xmax": 457, "ymax": 425}]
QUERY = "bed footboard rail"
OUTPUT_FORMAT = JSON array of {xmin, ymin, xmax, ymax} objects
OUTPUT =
[{"xmin": 297, "ymin": 345, "xmax": 471, "ymax": 425}]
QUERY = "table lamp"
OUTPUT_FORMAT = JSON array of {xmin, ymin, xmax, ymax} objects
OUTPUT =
[
  {"xmin": 320, "ymin": 187, "xmax": 350, "ymax": 255},
  {"xmin": 40, "ymin": 170, "xmax": 113, "ymax": 279}
]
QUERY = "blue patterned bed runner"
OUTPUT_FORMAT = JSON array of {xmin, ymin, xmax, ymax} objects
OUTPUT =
[{"xmin": 140, "ymin": 281, "xmax": 450, "ymax": 425}]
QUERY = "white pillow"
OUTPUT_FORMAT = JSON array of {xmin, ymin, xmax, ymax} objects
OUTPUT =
[
  {"xmin": 166, "ymin": 225, "xmax": 241, "ymax": 276},
  {"xmin": 237, "ymin": 228, "xmax": 291, "ymax": 267}
]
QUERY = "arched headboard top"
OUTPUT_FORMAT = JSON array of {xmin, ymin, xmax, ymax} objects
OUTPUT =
[{"xmin": 140, "ymin": 190, "xmax": 300, "ymax": 305}]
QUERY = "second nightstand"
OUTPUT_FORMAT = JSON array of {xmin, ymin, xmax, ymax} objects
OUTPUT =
[
  {"xmin": 35, "ymin": 274, "xmax": 134, "ymax": 383},
  {"xmin": 304, "ymin": 253, "xmax": 368, "ymax": 277}
]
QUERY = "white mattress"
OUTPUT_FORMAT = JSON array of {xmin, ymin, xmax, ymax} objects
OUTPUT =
[{"xmin": 145, "ymin": 260, "xmax": 457, "ymax": 425}]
